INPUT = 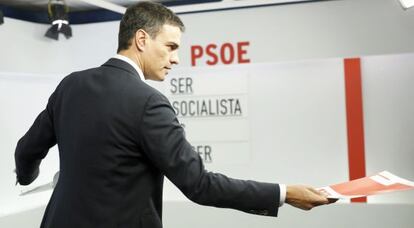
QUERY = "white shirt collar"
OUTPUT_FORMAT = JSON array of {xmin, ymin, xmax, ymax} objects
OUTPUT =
[{"xmin": 113, "ymin": 54, "xmax": 146, "ymax": 81}]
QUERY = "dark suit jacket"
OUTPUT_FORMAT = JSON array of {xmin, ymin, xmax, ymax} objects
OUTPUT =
[{"xmin": 15, "ymin": 58, "xmax": 280, "ymax": 228}]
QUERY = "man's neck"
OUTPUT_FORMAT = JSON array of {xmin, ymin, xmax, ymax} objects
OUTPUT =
[
  {"xmin": 119, "ymin": 49, "xmax": 145, "ymax": 70},
  {"xmin": 115, "ymin": 51, "xmax": 146, "ymax": 81}
]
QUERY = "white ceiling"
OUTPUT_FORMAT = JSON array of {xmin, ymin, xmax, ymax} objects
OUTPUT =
[
  {"xmin": 0, "ymin": 0, "xmax": 321, "ymax": 13},
  {"xmin": 0, "ymin": 0, "xmax": 151, "ymax": 11}
]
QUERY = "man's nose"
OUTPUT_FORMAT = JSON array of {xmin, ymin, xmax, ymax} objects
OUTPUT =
[{"xmin": 170, "ymin": 52, "xmax": 180, "ymax": 65}]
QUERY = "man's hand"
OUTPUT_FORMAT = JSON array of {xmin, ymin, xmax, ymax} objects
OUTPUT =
[{"xmin": 286, "ymin": 185, "xmax": 334, "ymax": 210}]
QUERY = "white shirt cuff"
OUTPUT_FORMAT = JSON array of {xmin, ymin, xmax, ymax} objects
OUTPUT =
[{"xmin": 279, "ymin": 184, "xmax": 286, "ymax": 207}]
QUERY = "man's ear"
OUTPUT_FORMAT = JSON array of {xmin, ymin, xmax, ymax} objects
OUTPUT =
[{"xmin": 134, "ymin": 29, "xmax": 148, "ymax": 51}]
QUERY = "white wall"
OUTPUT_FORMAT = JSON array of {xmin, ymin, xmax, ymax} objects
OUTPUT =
[
  {"xmin": 1, "ymin": 0, "xmax": 414, "ymax": 73},
  {"xmin": 362, "ymin": 53, "xmax": 414, "ymax": 203},
  {"xmin": 2, "ymin": 203, "xmax": 414, "ymax": 228}
]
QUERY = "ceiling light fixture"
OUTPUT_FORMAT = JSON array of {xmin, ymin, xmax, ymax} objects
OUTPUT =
[
  {"xmin": 0, "ymin": 10, "xmax": 4, "ymax": 25},
  {"xmin": 45, "ymin": 0, "xmax": 72, "ymax": 40},
  {"xmin": 399, "ymin": 0, "xmax": 414, "ymax": 9}
]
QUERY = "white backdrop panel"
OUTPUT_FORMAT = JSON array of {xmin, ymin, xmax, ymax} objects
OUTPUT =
[{"xmin": 362, "ymin": 53, "xmax": 414, "ymax": 203}]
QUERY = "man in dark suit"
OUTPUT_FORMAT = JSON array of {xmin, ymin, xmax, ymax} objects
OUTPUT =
[{"xmin": 15, "ymin": 2, "xmax": 331, "ymax": 227}]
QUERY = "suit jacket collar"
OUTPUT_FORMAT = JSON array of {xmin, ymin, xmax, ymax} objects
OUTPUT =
[{"xmin": 102, "ymin": 58, "xmax": 144, "ymax": 80}]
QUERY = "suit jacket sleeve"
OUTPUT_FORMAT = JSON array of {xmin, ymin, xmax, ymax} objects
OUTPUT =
[
  {"xmin": 139, "ymin": 93, "xmax": 280, "ymax": 217},
  {"xmin": 15, "ymin": 90, "xmax": 57, "ymax": 185}
]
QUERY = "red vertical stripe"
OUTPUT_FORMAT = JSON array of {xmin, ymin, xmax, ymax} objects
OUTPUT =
[{"xmin": 344, "ymin": 58, "xmax": 367, "ymax": 203}]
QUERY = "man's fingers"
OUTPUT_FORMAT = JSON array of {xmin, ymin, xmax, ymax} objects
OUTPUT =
[
  {"xmin": 306, "ymin": 187, "xmax": 330, "ymax": 205},
  {"xmin": 308, "ymin": 186, "xmax": 327, "ymax": 197},
  {"xmin": 328, "ymin": 198, "xmax": 339, "ymax": 204},
  {"xmin": 286, "ymin": 185, "xmax": 335, "ymax": 211}
]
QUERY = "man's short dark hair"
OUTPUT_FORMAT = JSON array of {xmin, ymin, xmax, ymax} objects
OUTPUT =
[{"xmin": 117, "ymin": 1, "xmax": 185, "ymax": 53}]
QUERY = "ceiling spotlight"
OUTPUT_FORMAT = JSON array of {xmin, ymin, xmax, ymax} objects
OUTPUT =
[
  {"xmin": 45, "ymin": 0, "xmax": 72, "ymax": 40},
  {"xmin": 399, "ymin": 0, "xmax": 414, "ymax": 9},
  {"xmin": 0, "ymin": 10, "xmax": 4, "ymax": 25}
]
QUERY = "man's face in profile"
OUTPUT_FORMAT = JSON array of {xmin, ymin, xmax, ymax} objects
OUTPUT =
[{"xmin": 144, "ymin": 24, "xmax": 181, "ymax": 81}]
